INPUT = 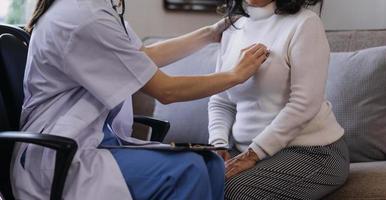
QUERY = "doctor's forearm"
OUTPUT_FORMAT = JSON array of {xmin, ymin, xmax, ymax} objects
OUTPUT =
[
  {"xmin": 142, "ymin": 44, "xmax": 268, "ymax": 104},
  {"xmin": 143, "ymin": 26, "xmax": 213, "ymax": 67},
  {"xmin": 141, "ymin": 70, "xmax": 240, "ymax": 104}
]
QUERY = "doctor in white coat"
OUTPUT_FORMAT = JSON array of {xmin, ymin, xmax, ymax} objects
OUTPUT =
[{"xmin": 10, "ymin": 0, "xmax": 269, "ymax": 199}]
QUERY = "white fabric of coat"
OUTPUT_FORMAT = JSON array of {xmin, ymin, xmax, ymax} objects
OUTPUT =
[{"xmin": 10, "ymin": 0, "xmax": 157, "ymax": 199}]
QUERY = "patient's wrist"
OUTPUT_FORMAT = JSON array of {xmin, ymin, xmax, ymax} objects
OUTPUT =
[
  {"xmin": 246, "ymin": 148, "xmax": 260, "ymax": 162},
  {"xmin": 249, "ymin": 142, "xmax": 267, "ymax": 160}
]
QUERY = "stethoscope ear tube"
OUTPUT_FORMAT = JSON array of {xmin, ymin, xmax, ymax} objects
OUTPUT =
[{"xmin": 110, "ymin": 0, "xmax": 129, "ymax": 36}]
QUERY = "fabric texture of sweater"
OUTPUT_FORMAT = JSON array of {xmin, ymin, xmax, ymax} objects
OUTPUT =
[{"xmin": 208, "ymin": 3, "xmax": 344, "ymax": 159}]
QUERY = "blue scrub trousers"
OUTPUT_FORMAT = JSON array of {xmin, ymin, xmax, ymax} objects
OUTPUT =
[{"xmin": 101, "ymin": 129, "xmax": 225, "ymax": 200}]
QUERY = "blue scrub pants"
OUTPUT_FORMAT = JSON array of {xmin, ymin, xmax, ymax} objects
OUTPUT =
[{"xmin": 101, "ymin": 129, "xmax": 225, "ymax": 200}]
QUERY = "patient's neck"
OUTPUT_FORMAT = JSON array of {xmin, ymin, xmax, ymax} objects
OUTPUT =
[{"xmin": 246, "ymin": 2, "xmax": 276, "ymax": 21}]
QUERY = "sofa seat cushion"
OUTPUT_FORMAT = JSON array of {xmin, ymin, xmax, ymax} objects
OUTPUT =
[{"xmin": 324, "ymin": 161, "xmax": 386, "ymax": 199}]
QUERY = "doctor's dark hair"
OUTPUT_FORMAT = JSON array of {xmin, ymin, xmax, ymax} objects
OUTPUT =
[
  {"xmin": 26, "ymin": 0, "xmax": 125, "ymax": 33},
  {"xmin": 222, "ymin": 0, "xmax": 323, "ymax": 22},
  {"xmin": 26, "ymin": 0, "xmax": 54, "ymax": 33}
]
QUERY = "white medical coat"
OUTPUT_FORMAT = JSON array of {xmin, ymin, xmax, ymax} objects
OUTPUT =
[{"xmin": 10, "ymin": 0, "xmax": 157, "ymax": 199}]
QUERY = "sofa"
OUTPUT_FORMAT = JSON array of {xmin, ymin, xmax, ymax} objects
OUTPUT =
[{"xmin": 132, "ymin": 29, "xmax": 386, "ymax": 199}]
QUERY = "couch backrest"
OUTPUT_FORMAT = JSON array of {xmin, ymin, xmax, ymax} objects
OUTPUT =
[{"xmin": 326, "ymin": 29, "xmax": 386, "ymax": 52}]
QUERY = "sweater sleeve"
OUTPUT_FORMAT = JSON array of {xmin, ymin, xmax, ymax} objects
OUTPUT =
[
  {"xmin": 208, "ymin": 92, "xmax": 236, "ymax": 147},
  {"xmin": 250, "ymin": 15, "xmax": 330, "ymax": 158},
  {"xmin": 208, "ymin": 35, "xmax": 237, "ymax": 148}
]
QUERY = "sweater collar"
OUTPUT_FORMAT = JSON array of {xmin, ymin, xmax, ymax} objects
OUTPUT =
[{"xmin": 245, "ymin": 2, "xmax": 276, "ymax": 21}]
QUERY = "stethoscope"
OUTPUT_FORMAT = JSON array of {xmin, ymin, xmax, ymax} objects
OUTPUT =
[{"xmin": 110, "ymin": 0, "xmax": 129, "ymax": 36}]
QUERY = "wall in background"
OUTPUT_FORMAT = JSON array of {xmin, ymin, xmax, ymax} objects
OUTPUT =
[
  {"xmin": 322, "ymin": 0, "xmax": 386, "ymax": 30},
  {"xmin": 126, "ymin": 0, "xmax": 386, "ymax": 38},
  {"xmin": 125, "ymin": 0, "xmax": 221, "ymax": 38}
]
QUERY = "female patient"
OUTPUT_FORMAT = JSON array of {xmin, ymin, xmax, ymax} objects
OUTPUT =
[{"xmin": 209, "ymin": 0, "xmax": 350, "ymax": 199}]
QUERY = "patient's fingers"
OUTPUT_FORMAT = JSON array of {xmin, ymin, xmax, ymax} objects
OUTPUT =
[
  {"xmin": 225, "ymin": 159, "xmax": 243, "ymax": 179},
  {"xmin": 225, "ymin": 167, "xmax": 237, "ymax": 179},
  {"xmin": 225, "ymin": 160, "xmax": 238, "ymax": 177},
  {"xmin": 225, "ymin": 156, "xmax": 239, "ymax": 168}
]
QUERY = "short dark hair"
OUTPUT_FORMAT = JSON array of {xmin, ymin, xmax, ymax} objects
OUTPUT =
[{"xmin": 223, "ymin": 0, "xmax": 323, "ymax": 22}]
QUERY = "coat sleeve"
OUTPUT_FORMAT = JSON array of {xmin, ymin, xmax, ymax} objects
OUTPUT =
[{"xmin": 62, "ymin": 15, "xmax": 157, "ymax": 109}]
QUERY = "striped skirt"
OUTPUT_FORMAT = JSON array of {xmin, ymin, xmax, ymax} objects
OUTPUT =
[{"xmin": 225, "ymin": 137, "xmax": 350, "ymax": 200}]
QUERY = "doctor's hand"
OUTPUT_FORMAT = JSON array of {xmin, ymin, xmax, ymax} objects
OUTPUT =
[
  {"xmin": 208, "ymin": 16, "xmax": 241, "ymax": 43},
  {"xmin": 229, "ymin": 43, "xmax": 269, "ymax": 84},
  {"xmin": 225, "ymin": 148, "xmax": 260, "ymax": 179}
]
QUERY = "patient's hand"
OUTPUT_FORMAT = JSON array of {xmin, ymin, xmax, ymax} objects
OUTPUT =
[
  {"xmin": 225, "ymin": 148, "xmax": 260, "ymax": 179},
  {"xmin": 215, "ymin": 150, "xmax": 231, "ymax": 161}
]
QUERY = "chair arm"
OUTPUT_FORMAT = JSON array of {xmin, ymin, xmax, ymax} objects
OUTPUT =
[
  {"xmin": 0, "ymin": 132, "xmax": 77, "ymax": 200},
  {"xmin": 134, "ymin": 115, "xmax": 170, "ymax": 142}
]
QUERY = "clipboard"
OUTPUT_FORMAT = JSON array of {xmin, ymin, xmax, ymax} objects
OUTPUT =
[{"xmin": 100, "ymin": 142, "xmax": 228, "ymax": 152}]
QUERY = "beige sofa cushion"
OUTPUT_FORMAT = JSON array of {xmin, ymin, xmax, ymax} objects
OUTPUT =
[{"xmin": 325, "ymin": 161, "xmax": 386, "ymax": 199}]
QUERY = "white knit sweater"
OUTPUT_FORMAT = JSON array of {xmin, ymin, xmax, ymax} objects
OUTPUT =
[{"xmin": 208, "ymin": 3, "xmax": 344, "ymax": 159}]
